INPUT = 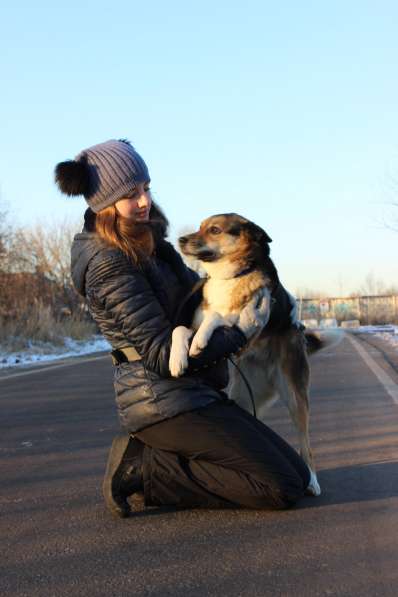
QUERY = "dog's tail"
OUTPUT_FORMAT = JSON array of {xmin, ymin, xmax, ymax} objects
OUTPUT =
[{"xmin": 305, "ymin": 329, "xmax": 343, "ymax": 355}]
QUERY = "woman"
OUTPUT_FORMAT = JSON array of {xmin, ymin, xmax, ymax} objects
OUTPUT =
[{"xmin": 55, "ymin": 139, "xmax": 311, "ymax": 518}]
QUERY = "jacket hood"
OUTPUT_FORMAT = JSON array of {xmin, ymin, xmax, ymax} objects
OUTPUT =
[{"xmin": 71, "ymin": 230, "xmax": 105, "ymax": 297}]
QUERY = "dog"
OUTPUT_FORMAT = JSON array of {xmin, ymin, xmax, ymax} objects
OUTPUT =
[{"xmin": 168, "ymin": 213, "xmax": 340, "ymax": 496}]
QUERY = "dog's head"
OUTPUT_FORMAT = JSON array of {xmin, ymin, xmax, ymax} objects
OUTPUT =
[{"xmin": 179, "ymin": 213, "xmax": 272, "ymax": 276}]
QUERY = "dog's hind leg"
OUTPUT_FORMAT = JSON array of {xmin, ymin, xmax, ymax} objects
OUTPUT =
[
  {"xmin": 279, "ymin": 333, "xmax": 321, "ymax": 496},
  {"xmin": 288, "ymin": 386, "xmax": 320, "ymax": 496},
  {"xmin": 280, "ymin": 370, "xmax": 321, "ymax": 496}
]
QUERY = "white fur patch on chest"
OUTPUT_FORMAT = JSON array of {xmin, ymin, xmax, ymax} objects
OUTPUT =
[{"xmin": 203, "ymin": 278, "xmax": 239, "ymax": 315}]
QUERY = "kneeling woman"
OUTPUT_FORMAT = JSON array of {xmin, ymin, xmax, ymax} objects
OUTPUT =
[{"xmin": 55, "ymin": 139, "xmax": 311, "ymax": 518}]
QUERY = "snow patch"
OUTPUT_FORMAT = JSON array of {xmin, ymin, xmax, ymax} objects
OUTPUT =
[
  {"xmin": 354, "ymin": 325, "xmax": 398, "ymax": 351},
  {"xmin": 0, "ymin": 336, "xmax": 111, "ymax": 369}
]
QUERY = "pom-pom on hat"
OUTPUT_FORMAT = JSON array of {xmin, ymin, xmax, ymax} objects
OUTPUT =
[{"xmin": 54, "ymin": 139, "xmax": 150, "ymax": 213}]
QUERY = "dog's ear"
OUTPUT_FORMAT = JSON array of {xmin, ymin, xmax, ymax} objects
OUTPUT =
[
  {"xmin": 245, "ymin": 222, "xmax": 272, "ymax": 252},
  {"xmin": 249, "ymin": 223, "xmax": 272, "ymax": 244}
]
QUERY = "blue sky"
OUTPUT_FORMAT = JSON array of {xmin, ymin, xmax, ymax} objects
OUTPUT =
[{"xmin": 1, "ymin": 0, "xmax": 397, "ymax": 295}]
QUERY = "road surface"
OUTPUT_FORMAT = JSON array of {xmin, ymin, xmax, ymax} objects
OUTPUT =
[{"xmin": 1, "ymin": 333, "xmax": 397, "ymax": 596}]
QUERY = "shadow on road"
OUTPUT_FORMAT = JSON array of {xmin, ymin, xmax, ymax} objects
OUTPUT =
[{"xmin": 298, "ymin": 459, "xmax": 398, "ymax": 509}]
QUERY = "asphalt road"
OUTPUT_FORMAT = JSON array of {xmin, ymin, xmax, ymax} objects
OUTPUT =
[{"xmin": 1, "ymin": 333, "xmax": 397, "ymax": 597}]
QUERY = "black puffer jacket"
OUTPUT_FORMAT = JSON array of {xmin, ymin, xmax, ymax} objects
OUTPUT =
[{"xmin": 71, "ymin": 210, "xmax": 247, "ymax": 432}]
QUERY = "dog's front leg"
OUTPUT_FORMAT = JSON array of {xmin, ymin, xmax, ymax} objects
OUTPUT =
[
  {"xmin": 169, "ymin": 326, "xmax": 193, "ymax": 377},
  {"xmin": 189, "ymin": 312, "xmax": 232, "ymax": 357}
]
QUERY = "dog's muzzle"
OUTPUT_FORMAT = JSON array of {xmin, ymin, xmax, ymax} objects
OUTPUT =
[{"xmin": 179, "ymin": 236, "xmax": 217, "ymax": 262}]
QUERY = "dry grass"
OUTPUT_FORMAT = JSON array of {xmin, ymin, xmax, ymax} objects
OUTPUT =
[{"xmin": 0, "ymin": 304, "xmax": 97, "ymax": 352}]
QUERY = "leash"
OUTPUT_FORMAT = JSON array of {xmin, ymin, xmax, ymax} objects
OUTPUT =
[{"xmin": 227, "ymin": 356, "xmax": 257, "ymax": 419}]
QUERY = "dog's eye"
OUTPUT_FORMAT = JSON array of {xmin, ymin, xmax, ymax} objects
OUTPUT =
[{"xmin": 208, "ymin": 226, "xmax": 222, "ymax": 235}]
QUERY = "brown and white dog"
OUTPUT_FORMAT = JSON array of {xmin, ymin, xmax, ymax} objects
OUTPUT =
[{"xmin": 169, "ymin": 213, "xmax": 338, "ymax": 496}]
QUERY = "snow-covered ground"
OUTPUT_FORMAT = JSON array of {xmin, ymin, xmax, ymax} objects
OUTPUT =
[
  {"xmin": 353, "ymin": 324, "xmax": 398, "ymax": 350},
  {"xmin": 0, "ymin": 336, "xmax": 111, "ymax": 369},
  {"xmin": 1, "ymin": 325, "xmax": 397, "ymax": 370}
]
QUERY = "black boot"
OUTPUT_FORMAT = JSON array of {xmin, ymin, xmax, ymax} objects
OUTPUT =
[{"xmin": 102, "ymin": 434, "xmax": 144, "ymax": 518}]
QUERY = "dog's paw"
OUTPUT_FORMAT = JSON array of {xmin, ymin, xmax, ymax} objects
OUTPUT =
[
  {"xmin": 189, "ymin": 333, "xmax": 206, "ymax": 357},
  {"xmin": 189, "ymin": 312, "xmax": 225, "ymax": 357},
  {"xmin": 305, "ymin": 470, "xmax": 321, "ymax": 496},
  {"xmin": 169, "ymin": 351, "xmax": 188, "ymax": 378},
  {"xmin": 169, "ymin": 326, "xmax": 193, "ymax": 377}
]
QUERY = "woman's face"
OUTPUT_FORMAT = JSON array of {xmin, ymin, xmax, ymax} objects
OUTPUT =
[{"xmin": 114, "ymin": 182, "xmax": 152, "ymax": 221}]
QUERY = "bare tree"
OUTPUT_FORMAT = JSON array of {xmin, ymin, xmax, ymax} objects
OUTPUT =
[
  {"xmin": 0, "ymin": 202, "xmax": 12, "ymax": 271},
  {"xmin": 294, "ymin": 287, "xmax": 328, "ymax": 300},
  {"xmin": 358, "ymin": 272, "xmax": 387, "ymax": 297},
  {"xmin": 11, "ymin": 219, "xmax": 81, "ymax": 310},
  {"xmin": 0, "ymin": 218, "xmax": 83, "ymax": 317},
  {"xmin": 0, "ymin": 212, "xmax": 96, "ymax": 347}
]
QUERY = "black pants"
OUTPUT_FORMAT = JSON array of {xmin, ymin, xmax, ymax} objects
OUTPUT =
[{"xmin": 136, "ymin": 400, "xmax": 311, "ymax": 510}]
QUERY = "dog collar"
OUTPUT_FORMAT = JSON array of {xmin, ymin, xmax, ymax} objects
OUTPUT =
[{"xmin": 234, "ymin": 263, "xmax": 256, "ymax": 278}]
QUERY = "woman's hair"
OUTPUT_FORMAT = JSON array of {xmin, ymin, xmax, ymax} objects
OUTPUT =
[{"xmin": 94, "ymin": 201, "xmax": 169, "ymax": 264}]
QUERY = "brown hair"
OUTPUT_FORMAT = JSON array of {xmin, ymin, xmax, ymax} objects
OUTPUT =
[{"xmin": 95, "ymin": 201, "xmax": 169, "ymax": 264}]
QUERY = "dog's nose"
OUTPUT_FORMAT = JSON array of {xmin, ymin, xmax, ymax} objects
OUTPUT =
[{"xmin": 179, "ymin": 236, "xmax": 188, "ymax": 246}]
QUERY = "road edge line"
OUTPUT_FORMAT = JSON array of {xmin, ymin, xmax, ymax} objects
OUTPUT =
[
  {"xmin": 0, "ymin": 354, "xmax": 109, "ymax": 383},
  {"xmin": 347, "ymin": 334, "xmax": 398, "ymax": 406}
]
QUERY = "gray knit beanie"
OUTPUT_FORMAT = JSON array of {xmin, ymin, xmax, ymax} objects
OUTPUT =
[{"xmin": 54, "ymin": 139, "xmax": 150, "ymax": 213}]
